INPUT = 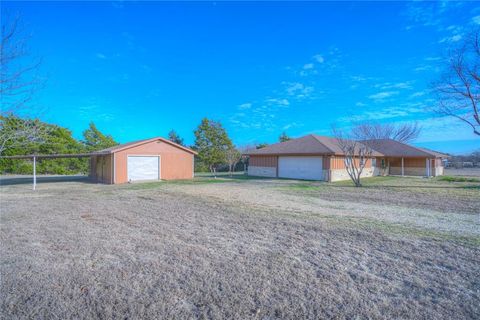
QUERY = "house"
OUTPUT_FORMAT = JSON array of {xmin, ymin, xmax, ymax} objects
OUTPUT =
[
  {"xmin": 244, "ymin": 135, "xmax": 447, "ymax": 182},
  {"xmin": 90, "ymin": 137, "xmax": 197, "ymax": 184}
]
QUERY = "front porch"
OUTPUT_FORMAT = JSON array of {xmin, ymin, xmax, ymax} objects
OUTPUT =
[{"xmin": 377, "ymin": 157, "xmax": 442, "ymax": 178}]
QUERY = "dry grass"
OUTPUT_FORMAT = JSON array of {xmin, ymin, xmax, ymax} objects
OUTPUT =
[{"xmin": 1, "ymin": 175, "xmax": 479, "ymax": 319}]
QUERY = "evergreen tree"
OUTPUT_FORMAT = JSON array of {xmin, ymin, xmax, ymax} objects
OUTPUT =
[
  {"xmin": 82, "ymin": 122, "xmax": 117, "ymax": 151},
  {"xmin": 279, "ymin": 131, "xmax": 291, "ymax": 142},
  {"xmin": 193, "ymin": 118, "xmax": 232, "ymax": 176},
  {"xmin": 168, "ymin": 129, "xmax": 184, "ymax": 146}
]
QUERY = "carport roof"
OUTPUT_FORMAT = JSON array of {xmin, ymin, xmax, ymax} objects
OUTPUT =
[
  {"xmin": 94, "ymin": 137, "xmax": 198, "ymax": 155},
  {"xmin": 0, "ymin": 152, "xmax": 109, "ymax": 159}
]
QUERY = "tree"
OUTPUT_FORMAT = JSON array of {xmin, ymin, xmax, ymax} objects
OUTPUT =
[
  {"xmin": 432, "ymin": 29, "xmax": 480, "ymax": 136},
  {"xmin": 82, "ymin": 122, "xmax": 117, "ymax": 151},
  {"xmin": 256, "ymin": 143, "xmax": 269, "ymax": 149},
  {"xmin": 225, "ymin": 147, "xmax": 241, "ymax": 176},
  {"xmin": 237, "ymin": 144, "xmax": 256, "ymax": 173},
  {"xmin": 332, "ymin": 126, "xmax": 375, "ymax": 187},
  {"xmin": 351, "ymin": 122, "xmax": 421, "ymax": 143},
  {"xmin": 193, "ymin": 118, "xmax": 233, "ymax": 177},
  {"xmin": 279, "ymin": 131, "xmax": 291, "ymax": 142},
  {"xmin": 168, "ymin": 129, "xmax": 184, "ymax": 146},
  {"xmin": 0, "ymin": 115, "xmax": 87, "ymax": 174},
  {"xmin": 0, "ymin": 13, "xmax": 45, "ymax": 155},
  {"xmin": 0, "ymin": 114, "xmax": 49, "ymax": 155}
]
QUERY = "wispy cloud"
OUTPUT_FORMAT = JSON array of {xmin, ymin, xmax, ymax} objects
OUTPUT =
[
  {"xmin": 265, "ymin": 98, "xmax": 290, "ymax": 107},
  {"xmin": 368, "ymin": 91, "xmax": 399, "ymax": 101},
  {"xmin": 303, "ymin": 63, "xmax": 314, "ymax": 70},
  {"xmin": 439, "ymin": 34, "xmax": 462, "ymax": 43},
  {"xmin": 409, "ymin": 91, "xmax": 427, "ymax": 98},
  {"xmin": 375, "ymin": 81, "xmax": 413, "ymax": 90},
  {"xmin": 284, "ymin": 82, "xmax": 314, "ymax": 99},
  {"xmin": 238, "ymin": 103, "xmax": 252, "ymax": 110},
  {"xmin": 96, "ymin": 53, "xmax": 107, "ymax": 59},
  {"xmin": 473, "ymin": 15, "xmax": 480, "ymax": 25},
  {"xmin": 313, "ymin": 54, "xmax": 324, "ymax": 63}
]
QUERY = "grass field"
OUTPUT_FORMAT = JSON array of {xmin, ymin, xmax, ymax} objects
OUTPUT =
[{"xmin": 1, "ymin": 174, "xmax": 479, "ymax": 319}]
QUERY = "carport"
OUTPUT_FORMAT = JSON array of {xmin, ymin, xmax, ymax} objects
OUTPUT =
[{"xmin": 0, "ymin": 152, "xmax": 108, "ymax": 190}]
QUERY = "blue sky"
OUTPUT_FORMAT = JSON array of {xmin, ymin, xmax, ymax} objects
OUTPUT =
[{"xmin": 3, "ymin": 1, "xmax": 479, "ymax": 154}]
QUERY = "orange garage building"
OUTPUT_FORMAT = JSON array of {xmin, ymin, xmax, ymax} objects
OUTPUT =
[{"xmin": 90, "ymin": 137, "xmax": 197, "ymax": 184}]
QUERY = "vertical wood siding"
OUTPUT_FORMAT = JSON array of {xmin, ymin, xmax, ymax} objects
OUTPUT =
[
  {"xmin": 330, "ymin": 156, "xmax": 372, "ymax": 169},
  {"xmin": 389, "ymin": 158, "xmax": 429, "ymax": 168},
  {"xmin": 249, "ymin": 156, "xmax": 278, "ymax": 168},
  {"xmin": 114, "ymin": 140, "xmax": 194, "ymax": 183}
]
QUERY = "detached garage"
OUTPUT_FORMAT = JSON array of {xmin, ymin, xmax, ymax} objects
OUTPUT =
[{"xmin": 90, "ymin": 137, "xmax": 196, "ymax": 184}]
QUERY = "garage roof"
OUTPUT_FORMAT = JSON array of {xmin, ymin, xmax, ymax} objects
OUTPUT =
[
  {"xmin": 93, "ymin": 137, "xmax": 198, "ymax": 155},
  {"xmin": 245, "ymin": 135, "xmax": 447, "ymax": 158},
  {"xmin": 363, "ymin": 139, "xmax": 449, "ymax": 158},
  {"xmin": 245, "ymin": 135, "xmax": 382, "ymax": 156}
]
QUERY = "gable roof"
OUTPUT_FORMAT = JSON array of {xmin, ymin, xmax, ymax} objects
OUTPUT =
[
  {"xmin": 245, "ymin": 135, "xmax": 382, "ymax": 156},
  {"xmin": 245, "ymin": 135, "xmax": 448, "ymax": 158},
  {"xmin": 93, "ymin": 137, "xmax": 197, "ymax": 155},
  {"xmin": 363, "ymin": 139, "xmax": 449, "ymax": 158}
]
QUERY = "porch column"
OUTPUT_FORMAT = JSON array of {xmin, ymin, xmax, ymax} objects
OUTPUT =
[
  {"xmin": 425, "ymin": 158, "xmax": 430, "ymax": 177},
  {"xmin": 33, "ymin": 156, "xmax": 37, "ymax": 190},
  {"xmin": 401, "ymin": 157, "xmax": 404, "ymax": 177}
]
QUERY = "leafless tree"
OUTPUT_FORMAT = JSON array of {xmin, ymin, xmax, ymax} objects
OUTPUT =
[
  {"xmin": 432, "ymin": 29, "xmax": 480, "ymax": 136},
  {"xmin": 351, "ymin": 122, "xmax": 421, "ymax": 143},
  {"xmin": 332, "ymin": 126, "xmax": 375, "ymax": 187},
  {"xmin": 0, "ymin": 13, "xmax": 46, "ymax": 155},
  {"xmin": 0, "ymin": 116, "xmax": 48, "ymax": 154},
  {"xmin": 237, "ymin": 144, "xmax": 256, "ymax": 173},
  {"xmin": 225, "ymin": 147, "xmax": 241, "ymax": 176}
]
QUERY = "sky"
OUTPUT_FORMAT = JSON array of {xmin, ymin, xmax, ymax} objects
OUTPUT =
[{"xmin": 2, "ymin": 1, "xmax": 480, "ymax": 154}]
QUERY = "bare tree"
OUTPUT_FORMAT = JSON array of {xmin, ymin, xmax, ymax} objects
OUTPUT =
[
  {"xmin": 332, "ymin": 126, "xmax": 375, "ymax": 187},
  {"xmin": 0, "ymin": 116, "xmax": 46, "ymax": 154},
  {"xmin": 0, "ymin": 13, "xmax": 46, "ymax": 155},
  {"xmin": 237, "ymin": 144, "xmax": 256, "ymax": 173},
  {"xmin": 351, "ymin": 122, "xmax": 421, "ymax": 143},
  {"xmin": 1, "ymin": 13, "xmax": 43, "ymax": 113},
  {"xmin": 225, "ymin": 147, "xmax": 241, "ymax": 177},
  {"xmin": 432, "ymin": 29, "xmax": 480, "ymax": 136}
]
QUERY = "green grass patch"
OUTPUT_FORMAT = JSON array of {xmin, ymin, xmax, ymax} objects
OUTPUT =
[{"xmin": 437, "ymin": 175, "xmax": 480, "ymax": 183}]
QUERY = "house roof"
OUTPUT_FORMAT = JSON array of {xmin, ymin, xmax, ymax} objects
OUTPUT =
[
  {"xmin": 363, "ymin": 139, "xmax": 449, "ymax": 158},
  {"xmin": 93, "ymin": 137, "xmax": 198, "ymax": 155},
  {"xmin": 245, "ymin": 135, "xmax": 383, "ymax": 156},
  {"xmin": 245, "ymin": 135, "xmax": 448, "ymax": 158}
]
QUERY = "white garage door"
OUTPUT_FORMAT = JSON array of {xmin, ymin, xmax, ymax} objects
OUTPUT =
[
  {"xmin": 278, "ymin": 156, "xmax": 323, "ymax": 180},
  {"xmin": 127, "ymin": 156, "xmax": 160, "ymax": 181}
]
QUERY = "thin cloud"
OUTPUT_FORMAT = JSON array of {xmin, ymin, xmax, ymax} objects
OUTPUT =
[
  {"xmin": 284, "ymin": 82, "xmax": 314, "ymax": 99},
  {"xmin": 376, "ymin": 81, "xmax": 413, "ymax": 90},
  {"xmin": 473, "ymin": 15, "xmax": 480, "ymax": 25},
  {"xmin": 313, "ymin": 54, "xmax": 324, "ymax": 63},
  {"xmin": 96, "ymin": 53, "xmax": 107, "ymax": 59},
  {"xmin": 303, "ymin": 63, "xmax": 314, "ymax": 70},
  {"xmin": 238, "ymin": 103, "xmax": 252, "ymax": 110},
  {"xmin": 265, "ymin": 98, "xmax": 290, "ymax": 107},
  {"xmin": 368, "ymin": 91, "xmax": 399, "ymax": 101}
]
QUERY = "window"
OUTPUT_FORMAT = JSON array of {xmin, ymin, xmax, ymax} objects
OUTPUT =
[
  {"xmin": 372, "ymin": 158, "xmax": 377, "ymax": 167},
  {"xmin": 381, "ymin": 158, "xmax": 386, "ymax": 168}
]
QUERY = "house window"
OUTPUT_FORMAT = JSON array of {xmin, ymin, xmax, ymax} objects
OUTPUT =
[
  {"xmin": 381, "ymin": 158, "xmax": 386, "ymax": 168},
  {"xmin": 372, "ymin": 158, "xmax": 377, "ymax": 167}
]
